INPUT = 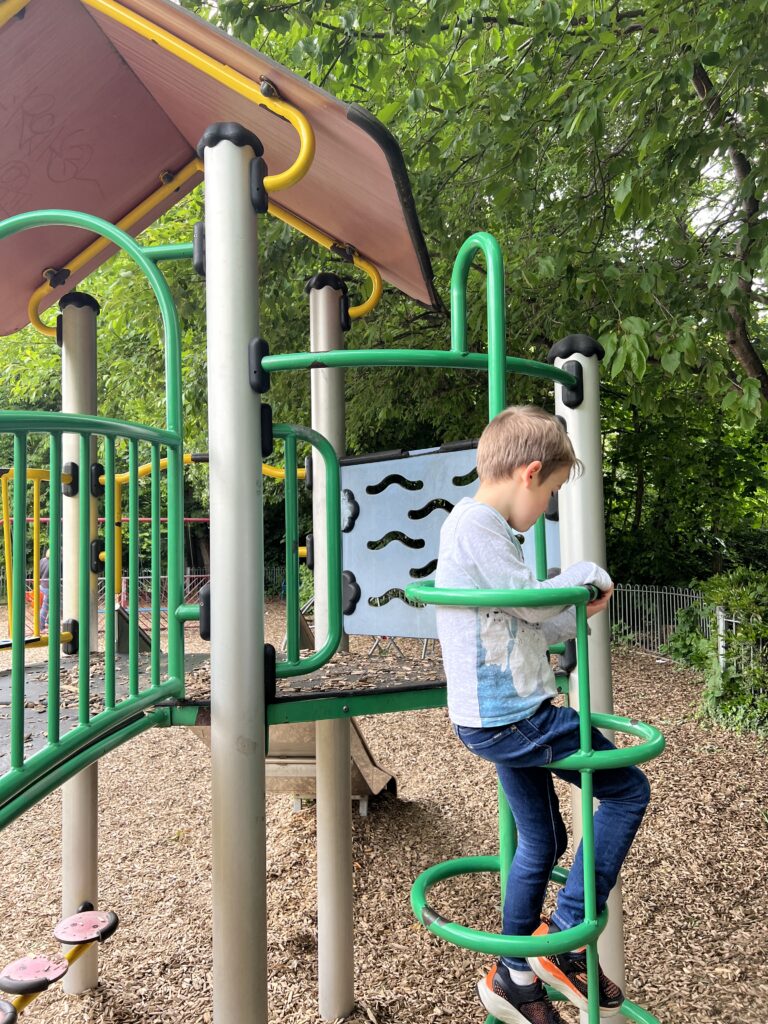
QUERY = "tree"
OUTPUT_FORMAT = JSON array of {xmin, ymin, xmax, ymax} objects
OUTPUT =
[{"xmin": 4, "ymin": 0, "xmax": 768, "ymax": 584}]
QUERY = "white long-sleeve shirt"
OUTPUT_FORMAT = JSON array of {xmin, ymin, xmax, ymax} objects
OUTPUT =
[{"xmin": 435, "ymin": 498, "xmax": 612, "ymax": 727}]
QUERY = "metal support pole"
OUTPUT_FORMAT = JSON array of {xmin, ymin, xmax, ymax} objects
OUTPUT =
[
  {"xmin": 200, "ymin": 125, "xmax": 266, "ymax": 1024},
  {"xmin": 60, "ymin": 293, "xmax": 100, "ymax": 993},
  {"xmin": 308, "ymin": 276, "xmax": 354, "ymax": 1020},
  {"xmin": 553, "ymin": 336, "xmax": 627, "ymax": 1021}
]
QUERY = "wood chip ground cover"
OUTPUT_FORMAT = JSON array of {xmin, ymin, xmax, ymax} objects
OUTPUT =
[{"xmin": 0, "ymin": 604, "xmax": 766, "ymax": 1023}]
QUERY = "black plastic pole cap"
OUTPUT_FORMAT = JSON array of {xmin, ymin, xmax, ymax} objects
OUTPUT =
[
  {"xmin": 304, "ymin": 273, "xmax": 349, "ymax": 296},
  {"xmin": 59, "ymin": 292, "xmax": 101, "ymax": 315},
  {"xmin": 547, "ymin": 334, "xmax": 604, "ymax": 363},
  {"xmin": 197, "ymin": 123, "xmax": 264, "ymax": 158}
]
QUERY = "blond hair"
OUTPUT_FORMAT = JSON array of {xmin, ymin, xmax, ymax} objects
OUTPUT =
[{"xmin": 476, "ymin": 406, "xmax": 579, "ymax": 483}]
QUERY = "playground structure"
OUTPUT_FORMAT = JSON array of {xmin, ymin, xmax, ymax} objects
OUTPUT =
[{"xmin": 0, "ymin": 2, "xmax": 665, "ymax": 1023}]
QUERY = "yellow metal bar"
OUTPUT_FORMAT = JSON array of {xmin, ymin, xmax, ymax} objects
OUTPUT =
[
  {"xmin": 0, "ymin": 467, "xmax": 69, "ymax": 484},
  {"xmin": 81, "ymin": 0, "xmax": 314, "ymax": 193},
  {"xmin": 2, "ymin": 474, "xmax": 12, "ymax": 626},
  {"xmin": 113, "ymin": 479, "xmax": 122, "ymax": 597},
  {"xmin": 13, "ymin": 630, "xmax": 73, "ymax": 650},
  {"xmin": 27, "ymin": 158, "xmax": 203, "ymax": 337},
  {"xmin": 104, "ymin": 454, "xmax": 303, "ymax": 486},
  {"xmin": 0, "ymin": 0, "xmax": 31, "ymax": 30},
  {"xmin": 268, "ymin": 202, "xmax": 383, "ymax": 319},
  {"xmin": 350, "ymin": 254, "xmax": 383, "ymax": 319},
  {"xmin": 32, "ymin": 478, "xmax": 40, "ymax": 636}
]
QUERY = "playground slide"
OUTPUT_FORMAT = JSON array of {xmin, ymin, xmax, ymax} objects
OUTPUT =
[{"xmin": 187, "ymin": 719, "xmax": 395, "ymax": 814}]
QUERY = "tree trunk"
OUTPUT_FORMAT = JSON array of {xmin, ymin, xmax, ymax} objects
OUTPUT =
[{"xmin": 692, "ymin": 62, "xmax": 768, "ymax": 399}]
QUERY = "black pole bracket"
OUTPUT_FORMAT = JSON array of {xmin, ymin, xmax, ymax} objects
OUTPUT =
[
  {"xmin": 264, "ymin": 644, "xmax": 277, "ymax": 704},
  {"xmin": 250, "ymin": 156, "xmax": 269, "ymax": 214},
  {"xmin": 304, "ymin": 455, "xmax": 313, "ymax": 492},
  {"xmin": 560, "ymin": 360, "xmax": 584, "ymax": 409},
  {"xmin": 305, "ymin": 533, "xmax": 314, "ymax": 572},
  {"xmin": 62, "ymin": 462, "xmax": 79, "ymax": 498},
  {"xmin": 62, "ymin": 618, "xmax": 79, "ymax": 656},
  {"xmin": 90, "ymin": 538, "xmax": 105, "ymax": 575},
  {"xmin": 193, "ymin": 222, "xmax": 206, "ymax": 278},
  {"xmin": 90, "ymin": 462, "xmax": 105, "ymax": 499},
  {"xmin": 199, "ymin": 582, "xmax": 211, "ymax": 641},
  {"xmin": 261, "ymin": 404, "xmax": 273, "ymax": 458},
  {"xmin": 249, "ymin": 338, "xmax": 270, "ymax": 393}
]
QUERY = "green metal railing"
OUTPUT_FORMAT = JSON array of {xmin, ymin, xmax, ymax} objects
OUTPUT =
[
  {"xmin": 0, "ymin": 210, "xmax": 186, "ymax": 828},
  {"xmin": 0, "ymin": 416, "xmax": 185, "ymax": 829},
  {"xmin": 276, "ymin": 423, "xmax": 342, "ymax": 678}
]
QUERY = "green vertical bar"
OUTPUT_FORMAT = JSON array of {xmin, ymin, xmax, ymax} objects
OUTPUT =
[
  {"xmin": 284, "ymin": 435, "xmax": 300, "ymax": 664},
  {"xmin": 450, "ymin": 232, "xmax": 507, "ymax": 418},
  {"xmin": 165, "ymin": 444, "xmax": 185, "ymax": 692},
  {"xmin": 576, "ymin": 597, "xmax": 599, "ymax": 1024},
  {"xmin": 128, "ymin": 438, "xmax": 139, "ymax": 697},
  {"xmin": 78, "ymin": 433, "xmax": 90, "ymax": 726},
  {"xmin": 10, "ymin": 433, "xmax": 27, "ymax": 769},
  {"xmin": 575, "ymin": 603, "xmax": 592, "ymax": 750},
  {"xmin": 154, "ymin": 259, "xmax": 185, "ymax": 693},
  {"xmin": 48, "ymin": 433, "xmax": 61, "ymax": 743},
  {"xmin": 151, "ymin": 445, "xmax": 161, "ymax": 687},
  {"xmin": 104, "ymin": 438, "xmax": 116, "ymax": 709},
  {"xmin": 451, "ymin": 233, "xmax": 509, "ymax": 931},
  {"xmin": 534, "ymin": 516, "xmax": 548, "ymax": 581}
]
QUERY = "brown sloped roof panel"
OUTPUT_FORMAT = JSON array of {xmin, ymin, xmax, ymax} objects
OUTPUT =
[
  {"xmin": 0, "ymin": 0, "xmax": 200, "ymax": 335},
  {"xmin": 0, "ymin": 0, "xmax": 438, "ymax": 337}
]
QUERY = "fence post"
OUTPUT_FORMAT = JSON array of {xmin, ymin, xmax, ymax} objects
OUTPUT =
[{"xmin": 716, "ymin": 605, "xmax": 726, "ymax": 671}]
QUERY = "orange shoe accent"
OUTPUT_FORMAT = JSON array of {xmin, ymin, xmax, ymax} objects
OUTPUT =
[{"xmin": 485, "ymin": 964, "xmax": 497, "ymax": 989}]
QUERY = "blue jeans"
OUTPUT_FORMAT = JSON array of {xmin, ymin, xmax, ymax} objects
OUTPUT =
[
  {"xmin": 39, "ymin": 585, "xmax": 49, "ymax": 632},
  {"xmin": 455, "ymin": 700, "xmax": 650, "ymax": 969}
]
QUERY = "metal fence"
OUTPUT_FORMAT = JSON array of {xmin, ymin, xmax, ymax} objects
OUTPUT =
[
  {"xmin": 1, "ymin": 568, "xmax": 713, "ymax": 657},
  {"xmin": 608, "ymin": 584, "xmax": 709, "ymax": 653},
  {"xmin": 716, "ymin": 607, "xmax": 768, "ymax": 683}
]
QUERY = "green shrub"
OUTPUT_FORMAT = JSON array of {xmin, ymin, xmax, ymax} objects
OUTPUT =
[{"xmin": 664, "ymin": 569, "xmax": 768, "ymax": 736}]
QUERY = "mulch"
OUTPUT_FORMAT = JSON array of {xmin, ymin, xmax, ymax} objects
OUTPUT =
[{"xmin": 0, "ymin": 602, "xmax": 766, "ymax": 1024}]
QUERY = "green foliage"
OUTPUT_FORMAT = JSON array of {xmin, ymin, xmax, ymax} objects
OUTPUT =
[
  {"xmin": 665, "ymin": 569, "xmax": 768, "ymax": 736},
  {"xmin": 5, "ymin": 0, "xmax": 768, "ymax": 584}
]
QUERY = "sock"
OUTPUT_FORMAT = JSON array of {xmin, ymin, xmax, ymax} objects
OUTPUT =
[{"xmin": 509, "ymin": 968, "xmax": 537, "ymax": 986}]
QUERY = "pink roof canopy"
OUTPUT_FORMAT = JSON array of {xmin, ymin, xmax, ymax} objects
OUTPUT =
[{"xmin": 0, "ymin": 0, "xmax": 439, "ymax": 336}]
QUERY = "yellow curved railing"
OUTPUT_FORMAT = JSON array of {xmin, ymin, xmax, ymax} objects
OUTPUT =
[
  {"xmin": 27, "ymin": 159, "xmax": 203, "ymax": 337},
  {"xmin": 82, "ymin": 0, "xmax": 315, "ymax": 194},
  {"xmin": 0, "ymin": 0, "xmax": 30, "ymax": 29},
  {"xmin": 21, "ymin": 0, "xmax": 383, "ymax": 334}
]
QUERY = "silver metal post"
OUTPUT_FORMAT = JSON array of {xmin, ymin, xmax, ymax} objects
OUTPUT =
[
  {"xmin": 554, "ymin": 338, "xmax": 627, "ymax": 1021},
  {"xmin": 309, "ymin": 277, "xmax": 354, "ymax": 1020},
  {"xmin": 60, "ymin": 294, "xmax": 100, "ymax": 993},
  {"xmin": 200, "ymin": 125, "xmax": 266, "ymax": 1024}
]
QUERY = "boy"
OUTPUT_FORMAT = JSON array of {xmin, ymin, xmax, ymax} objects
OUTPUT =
[{"xmin": 435, "ymin": 406, "xmax": 650, "ymax": 1024}]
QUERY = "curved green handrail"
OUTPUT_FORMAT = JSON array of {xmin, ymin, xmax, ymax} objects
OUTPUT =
[
  {"xmin": 0, "ymin": 210, "xmax": 181, "ymax": 433},
  {"xmin": 411, "ymin": 856, "xmax": 605, "ymax": 956},
  {"xmin": 274, "ymin": 424, "xmax": 342, "ymax": 678},
  {"xmin": 451, "ymin": 232, "xmax": 507, "ymax": 416},
  {"xmin": 0, "ymin": 208, "xmax": 186, "ymax": 694},
  {"xmin": 261, "ymin": 348, "xmax": 577, "ymax": 389}
]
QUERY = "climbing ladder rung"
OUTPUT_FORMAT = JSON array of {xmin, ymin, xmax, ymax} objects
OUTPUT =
[
  {"xmin": 54, "ymin": 909, "xmax": 119, "ymax": 945},
  {"xmin": 0, "ymin": 955, "xmax": 67, "ymax": 996}
]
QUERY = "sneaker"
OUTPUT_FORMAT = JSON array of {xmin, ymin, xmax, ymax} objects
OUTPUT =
[
  {"xmin": 477, "ymin": 960, "xmax": 566, "ymax": 1024},
  {"xmin": 527, "ymin": 919, "xmax": 624, "ymax": 1017}
]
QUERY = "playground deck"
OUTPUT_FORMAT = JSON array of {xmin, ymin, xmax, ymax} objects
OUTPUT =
[{"xmin": 0, "ymin": 631, "xmax": 764, "ymax": 1024}]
